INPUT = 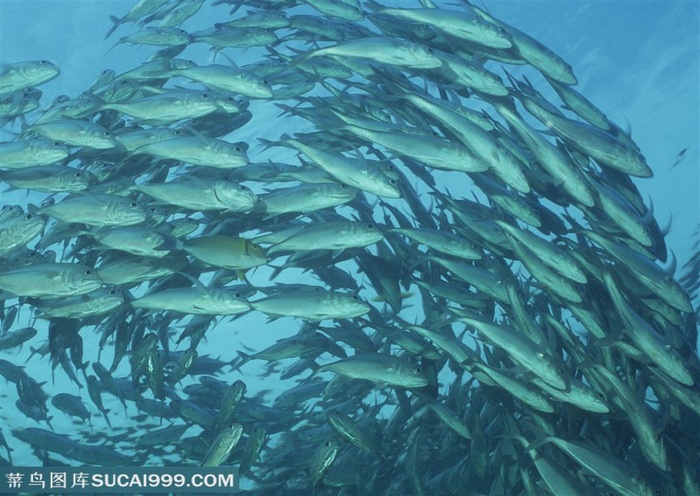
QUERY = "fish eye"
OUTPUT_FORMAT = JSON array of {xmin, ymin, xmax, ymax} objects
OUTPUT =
[
  {"xmin": 39, "ymin": 60, "xmax": 49, "ymax": 64},
  {"xmin": 174, "ymin": 129, "xmax": 182, "ymax": 135},
  {"xmin": 202, "ymin": 93, "xmax": 210, "ymax": 99},
  {"xmin": 129, "ymin": 201, "xmax": 138, "ymax": 208},
  {"xmin": 84, "ymin": 269, "xmax": 93, "ymax": 275},
  {"xmin": 24, "ymin": 214, "xmax": 33, "ymax": 220},
  {"xmin": 367, "ymin": 223, "xmax": 374, "ymax": 229},
  {"xmin": 52, "ymin": 141, "xmax": 62, "ymax": 147},
  {"xmin": 74, "ymin": 171, "xmax": 82, "ymax": 177},
  {"xmin": 108, "ymin": 289, "xmax": 117, "ymax": 295},
  {"xmin": 352, "ymin": 295, "xmax": 360, "ymax": 301},
  {"xmin": 103, "ymin": 131, "xmax": 112, "ymax": 136},
  {"xmin": 234, "ymin": 146, "xmax": 242, "ymax": 152},
  {"xmin": 325, "ymin": 441, "xmax": 332, "ymax": 447},
  {"xmin": 149, "ymin": 206, "xmax": 158, "ymax": 213},
  {"xmin": 234, "ymin": 292, "xmax": 242, "ymax": 298},
  {"xmin": 389, "ymin": 178, "xmax": 397, "ymax": 184}
]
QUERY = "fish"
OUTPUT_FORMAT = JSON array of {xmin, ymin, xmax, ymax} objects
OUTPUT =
[
  {"xmin": 0, "ymin": 60, "xmax": 60, "ymax": 97},
  {"xmin": 0, "ymin": 164, "xmax": 94, "ymax": 192},
  {"xmin": 0, "ymin": 327, "xmax": 37, "ymax": 351},
  {"xmin": 86, "ymin": 90, "xmax": 220, "ymax": 124},
  {"xmin": 265, "ymin": 135, "xmax": 401, "ymax": 198},
  {"xmin": 30, "ymin": 289, "xmax": 125, "ymax": 319},
  {"xmin": 132, "ymin": 287, "xmax": 251, "ymax": 315},
  {"xmin": 251, "ymin": 287, "xmax": 370, "ymax": 321},
  {"xmin": 265, "ymin": 220, "xmax": 384, "ymax": 258},
  {"xmin": 316, "ymin": 353, "xmax": 429, "ymax": 388},
  {"xmin": 0, "ymin": 2, "xmax": 696, "ymax": 495},
  {"xmin": 50, "ymin": 393, "xmax": 91, "ymax": 425},
  {"xmin": 200, "ymin": 421, "xmax": 244, "ymax": 467},
  {"xmin": 255, "ymin": 182, "xmax": 357, "ymax": 217},
  {"xmin": 377, "ymin": 6, "xmax": 512, "ymax": 49},
  {"xmin": 0, "ymin": 139, "xmax": 69, "ymax": 169},
  {"xmin": 38, "ymin": 193, "xmax": 147, "ymax": 227},
  {"xmin": 459, "ymin": 316, "xmax": 568, "ymax": 391},
  {"xmin": 0, "ymin": 210, "xmax": 46, "ymax": 257},
  {"xmin": 134, "ymin": 135, "xmax": 249, "ymax": 168},
  {"xmin": 137, "ymin": 177, "xmax": 258, "ymax": 212},
  {"xmin": 110, "ymin": 26, "xmax": 192, "ymax": 51},
  {"xmin": 239, "ymin": 424, "xmax": 267, "ymax": 475},
  {"xmin": 291, "ymin": 36, "xmax": 444, "ymax": 69},
  {"xmin": 309, "ymin": 438, "xmax": 340, "ymax": 486},
  {"xmin": 175, "ymin": 235, "xmax": 267, "ymax": 272},
  {"xmin": 105, "ymin": 0, "xmax": 169, "ymax": 38},
  {"xmin": 0, "ymin": 263, "xmax": 102, "ymax": 298},
  {"xmin": 24, "ymin": 119, "xmax": 117, "ymax": 149},
  {"xmin": 166, "ymin": 63, "xmax": 274, "ymax": 99}
]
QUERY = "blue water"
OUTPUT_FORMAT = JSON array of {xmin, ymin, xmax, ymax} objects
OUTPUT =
[
  {"xmin": 2, "ymin": 0, "xmax": 697, "ymax": 255},
  {"xmin": 1, "ymin": 0, "xmax": 699, "ymax": 494}
]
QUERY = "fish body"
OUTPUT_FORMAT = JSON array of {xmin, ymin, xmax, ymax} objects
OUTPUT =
[
  {"xmin": 0, "ymin": 263, "xmax": 102, "ymax": 298},
  {"xmin": 39, "ymin": 193, "xmax": 147, "ymax": 227},
  {"xmin": 171, "ymin": 64, "xmax": 273, "ymax": 98},
  {"xmin": 138, "ymin": 178, "xmax": 257, "ymax": 212},
  {"xmin": 181, "ymin": 236, "xmax": 267, "ymax": 271},
  {"xmin": 377, "ymin": 7, "xmax": 512, "ymax": 48},
  {"xmin": 0, "ymin": 60, "xmax": 60, "ymax": 97},
  {"xmin": 266, "ymin": 221, "xmax": 384, "ymax": 256},
  {"xmin": 26, "ymin": 119, "xmax": 117, "ymax": 149},
  {"xmin": 200, "ymin": 422, "xmax": 244, "ymax": 467},
  {"xmin": 317, "ymin": 353, "xmax": 428, "ymax": 387},
  {"xmin": 252, "ymin": 288, "xmax": 370, "ymax": 320},
  {"xmin": 297, "ymin": 36, "xmax": 443, "ymax": 69},
  {"xmin": 0, "ymin": 139, "xmax": 69, "ymax": 169},
  {"xmin": 132, "ymin": 287, "xmax": 251, "ymax": 315},
  {"xmin": 135, "ymin": 136, "xmax": 248, "ymax": 168}
]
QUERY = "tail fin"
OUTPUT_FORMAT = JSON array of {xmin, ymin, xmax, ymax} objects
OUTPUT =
[{"xmin": 105, "ymin": 15, "xmax": 122, "ymax": 39}]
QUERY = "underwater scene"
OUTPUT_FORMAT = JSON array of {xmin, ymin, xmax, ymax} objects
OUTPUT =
[{"xmin": 1, "ymin": 0, "xmax": 699, "ymax": 494}]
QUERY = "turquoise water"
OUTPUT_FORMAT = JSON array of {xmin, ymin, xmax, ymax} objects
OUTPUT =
[{"xmin": 0, "ymin": 1, "xmax": 698, "ymax": 495}]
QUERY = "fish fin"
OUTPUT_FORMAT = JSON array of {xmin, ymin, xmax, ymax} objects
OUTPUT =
[
  {"xmin": 217, "ymin": 51, "xmax": 240, "ymax": 70},
  {"xmin": 154, "ymin": 233, "xmax": 182, "ymax": 251},
  {"xmin": 285, "ymin": 45, "xmax": 312, "ymax": 68},
  {"xmin": 286, "ymin": 250, "xmax": 306, "ymax": 263},
  {"xmin": 256, "ymin": 136, "xmax": 284, "ymax": 152},
  {"xmin": 236, "ymin": 351, "xmax": 252, "ymax": 364},
  {"xmin": 105, "ymin": 15, "xmax": 122, "ymax": 39}
]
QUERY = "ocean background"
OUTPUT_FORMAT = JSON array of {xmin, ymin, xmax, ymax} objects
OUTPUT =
[{"xmin": 1, "ymin": 0, "xmax": 699, "ymax": 482}]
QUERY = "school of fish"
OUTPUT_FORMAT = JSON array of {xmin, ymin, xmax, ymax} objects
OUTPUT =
[{"xmin": 1, "ymin": 0, "xmax": 699, "ymax": 495}]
